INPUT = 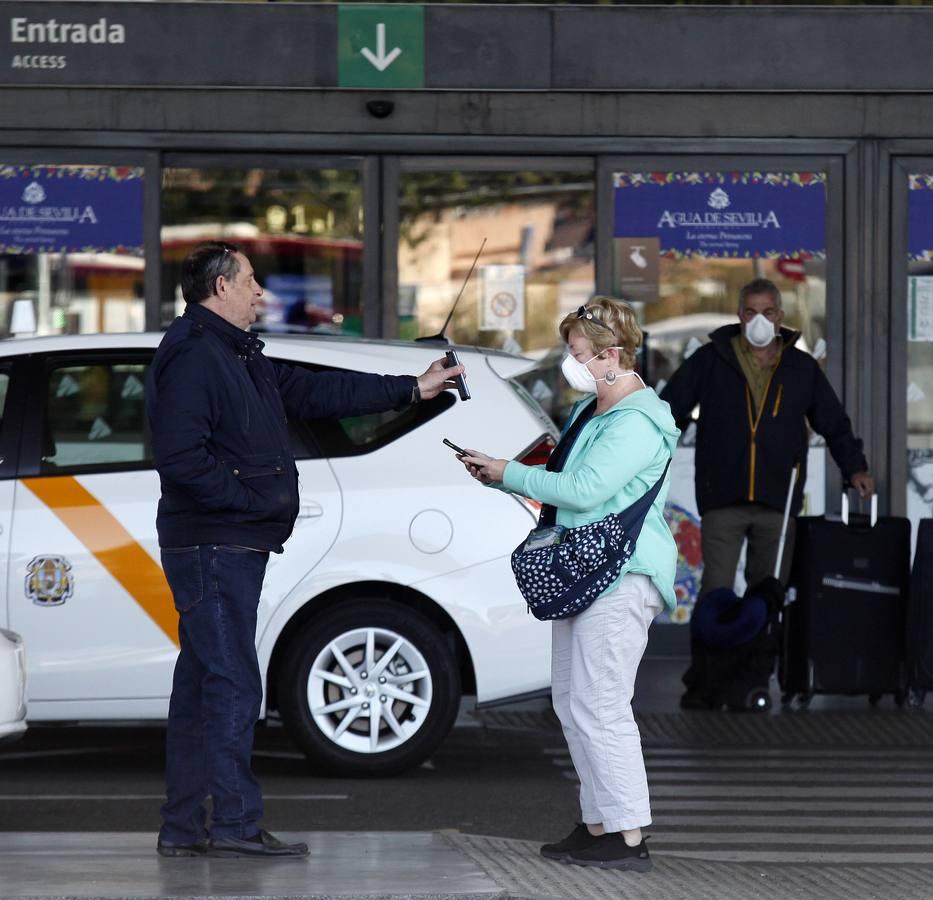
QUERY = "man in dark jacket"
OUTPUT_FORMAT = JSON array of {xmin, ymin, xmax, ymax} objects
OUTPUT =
[
  {"xmin": 147, "ymin": 241, "xmax": 462, "ymax": 859},
  {"xmin": 660, "ymin": 278, "xmax": 873, "ymax": 595}
]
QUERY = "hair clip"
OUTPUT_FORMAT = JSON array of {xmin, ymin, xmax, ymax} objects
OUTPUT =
[{"xmin": 575, "ymin": 305, "xmax": 614, "ymax": 333}]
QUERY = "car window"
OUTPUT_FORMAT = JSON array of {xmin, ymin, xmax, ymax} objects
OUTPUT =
[
  {"xmin": 41, "ymin": 360, "xmax": 151, "ymax": 473},
  {"xmin": 275, "ymin": 359, "xmax": 456, "ymax": 459},
  {"xmin": 0, "ymin": 369, "xmax": 9, "ymax": 432}
]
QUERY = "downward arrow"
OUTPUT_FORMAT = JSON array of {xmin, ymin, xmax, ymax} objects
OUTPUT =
[{"xmin": 360, "ymin": 23, "xmax": 401, "ymax": 72}]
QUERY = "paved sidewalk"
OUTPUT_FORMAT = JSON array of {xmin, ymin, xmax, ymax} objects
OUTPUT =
[
  {"xmin": 0, "ymin": 830, "xmax": 499, "ymax": 900},
  {"xmin": 6, "ymin": 661, "xmax": 933, "ymax": 899},
  {"xmin": 4, "ymin": 826, "xmax": 933, "ymax": 900}
]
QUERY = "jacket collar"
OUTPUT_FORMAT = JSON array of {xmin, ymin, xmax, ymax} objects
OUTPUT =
[
  {"xmin": 183, "ymin": 302, "xmax": 265, "ymax": 356},
  {"xmin": 708, "ymin": 323, "xmax": 800, "ymax": 373}
]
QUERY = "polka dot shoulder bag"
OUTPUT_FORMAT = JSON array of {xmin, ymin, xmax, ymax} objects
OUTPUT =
[{"xmin": 509, "ymin": 400, "xmax": 671, "ymax": 620}]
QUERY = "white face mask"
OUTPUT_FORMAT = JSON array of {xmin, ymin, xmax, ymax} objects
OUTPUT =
[
  {"xmin": 744, "ymin": 312, "xmax": 776, "ymax": 348},
  {"xmin": 561, "ymin": 350, "xmax": 644, "ymax": 393}
]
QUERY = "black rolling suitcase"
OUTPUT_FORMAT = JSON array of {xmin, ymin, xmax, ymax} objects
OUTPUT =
[
  {"xmin": 779, "ymin": 494, "xmax": 911, "ymax": 706},
  {"xmin": 907, "ymin": 519, "xmax": 933, "ymax": 706}
]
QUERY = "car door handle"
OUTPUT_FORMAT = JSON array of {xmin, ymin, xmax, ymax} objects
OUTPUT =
[{"xmin": 297, "ymin": 502, "xmax": 324, "ymax": 519}]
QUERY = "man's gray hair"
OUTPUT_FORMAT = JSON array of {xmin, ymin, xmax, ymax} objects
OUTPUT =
[
  {"xmin": 181, "ymin": 241, "xmax": 241, "ymax": 305},
  {"xmin": 738, "ymin": 278, "xmax": 782, "ymax": 314}
]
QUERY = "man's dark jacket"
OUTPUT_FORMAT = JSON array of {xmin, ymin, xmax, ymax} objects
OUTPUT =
[
  {"xmin": 146, "ymin": 303, "xmax": 416, "ymax": 552},
  {"xmin": 659, "ymin": 324, "xmax": 868, "ymax": 517}
]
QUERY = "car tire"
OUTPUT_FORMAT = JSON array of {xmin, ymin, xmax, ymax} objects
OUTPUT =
[{"xmin": 278, "ymin": 598, "xmax": 461, "ymax": 776}]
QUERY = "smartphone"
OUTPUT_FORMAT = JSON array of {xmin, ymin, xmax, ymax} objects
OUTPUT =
[
  {"xmin": 443, "ymin": 438, "xmax": 467, "ymax": 456},
  {"xmin": 444, "ymin": 349, "xmax": 471, "ymax": 401}
]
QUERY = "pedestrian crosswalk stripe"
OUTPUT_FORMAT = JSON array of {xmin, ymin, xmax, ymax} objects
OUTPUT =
[
  {"xmin": 655, "ymin": 814, "xmax": 933, "ymax": 826},
  {"xmin": 546, "ymin": 743, "xmax": 933, "ymax": 865}
]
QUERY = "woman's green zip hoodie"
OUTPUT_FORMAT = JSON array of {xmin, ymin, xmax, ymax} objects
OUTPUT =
[{"xmin": 500, "ymin": 388, "xmax": 681, "ymax": 613}]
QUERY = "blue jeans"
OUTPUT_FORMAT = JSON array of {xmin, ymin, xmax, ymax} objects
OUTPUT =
[{"xmin": 159, "ymin": 544, "xmax": 270, "ymax": 843}]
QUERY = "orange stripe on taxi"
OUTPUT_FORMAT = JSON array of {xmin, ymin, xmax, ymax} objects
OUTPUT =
[{"xmin": 22, "ymin": 477, "xmax": 178, "ymax": 647}]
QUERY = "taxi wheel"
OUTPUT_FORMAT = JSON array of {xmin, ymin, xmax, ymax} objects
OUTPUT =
[{"xmin": 277, "ymin": 599, "xmax": 461, "ymax": 777}]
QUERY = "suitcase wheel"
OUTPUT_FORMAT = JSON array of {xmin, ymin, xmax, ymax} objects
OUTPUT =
[
  {"xmin": 869, "ymin": 692, "xmax": 882, "ymax": 707},
  {"xmin": 745, "ymin": 689, "xmax": 771, "ymax": 712},
  {"xmin": 907, "ymin": 688, "xmax": 926, "ymax": 709}
]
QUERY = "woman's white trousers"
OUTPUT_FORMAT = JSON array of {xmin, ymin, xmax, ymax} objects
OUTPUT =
[{"xmin": 551, "ymin": 573, "xmax": 664, "ymax": 832}]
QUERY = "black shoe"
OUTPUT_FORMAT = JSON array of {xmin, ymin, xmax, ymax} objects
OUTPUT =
[
  {"xmin": 156, "ymin": 838, "xmax": 208, "ymax": 857},
  {"xmin": 540, "ymin": 823, "xmax": 598, "ymax": 860},
  {"xmin": 564, "ymin": 834, "xmax": 652, "ymax": 872},
  {"xmin": 206, "ymin": 829, "xmax": 309, "ymax": 859}
]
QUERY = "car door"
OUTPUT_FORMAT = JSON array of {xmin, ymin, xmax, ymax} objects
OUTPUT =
[
  {"xmin": 0, "ymin": 358, "xmax": 27, "ymax": 635},
  {"xmin": 7, "ymin": 350, "xmax": 176, "ymax": 718}
]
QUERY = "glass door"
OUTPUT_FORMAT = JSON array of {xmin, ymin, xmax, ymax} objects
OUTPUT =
[
  {"xmin": 385, "ymin": 157, "xmax": 596, "ymax": 424},
  {"xmin": 600, "ymin": 156, "xmax": 844, "ymax": 623},
  {"xmin": 899, "ymin": 162, "xmax": 933, "ymax": 548},
  {"xmin": 0, "ymin": 154, "xmax": 148, "ymax": 336},
  {"xmin": 159, "ymin": 156, "xmax": 376, "ymax": 335}
]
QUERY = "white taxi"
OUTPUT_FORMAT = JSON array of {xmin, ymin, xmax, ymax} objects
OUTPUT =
[{"xmin": 0, "ymin": 332, "xmax": 557, "ymax": 774}]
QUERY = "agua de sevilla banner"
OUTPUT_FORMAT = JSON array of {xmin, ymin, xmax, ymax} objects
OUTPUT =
[
  {"xmin": 909, "ymin": 173, "xmax": 933, "ymax": 262},
  {"xmin": 0, "ymin": 165, "xmax": 143, "ymax": 254},
  {"xmin": 613, "ymin": 171, "xmax": 826, "ymax": 259}
]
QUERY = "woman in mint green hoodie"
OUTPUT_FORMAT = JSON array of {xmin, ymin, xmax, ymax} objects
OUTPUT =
[{"xmin": 461, "ymin": 297, "xmax": 679, "ymax": 873}]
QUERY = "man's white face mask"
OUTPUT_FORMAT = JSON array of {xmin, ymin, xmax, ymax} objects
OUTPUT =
[{"xmin": 744, "ymin": 312, "xmax": 776, "ymax": 348}]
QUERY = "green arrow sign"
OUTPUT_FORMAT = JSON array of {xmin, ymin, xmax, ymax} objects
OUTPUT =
[{"xmin": 338, "ymin": 5, "xmax": 424, "ymax": 89}]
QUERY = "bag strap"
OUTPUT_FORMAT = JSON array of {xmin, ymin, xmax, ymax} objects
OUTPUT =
[
  {"xmin": 606, "ymin": 456, "xmax": 672, "ymax": 544},
  {"xmin": 538, "ymin": 399, "xmax": 597, "ymax": 528}
]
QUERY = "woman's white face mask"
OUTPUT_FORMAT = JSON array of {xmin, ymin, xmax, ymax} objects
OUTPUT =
[{"xmin": 560, "ymin": 349, "xmax": 643, "ymax": 393}]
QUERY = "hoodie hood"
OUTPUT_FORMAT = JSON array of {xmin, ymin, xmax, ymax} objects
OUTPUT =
[{"xmin": 607, "ymin": 387, "xmax": 681, "ymax": 456}]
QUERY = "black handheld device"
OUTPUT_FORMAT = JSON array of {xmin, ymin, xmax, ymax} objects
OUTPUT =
[
  {"xmin": 444, "ymin": 349, "xmax": 471, "ymax": 401},
  {"xmin": 442, "ymin": 438, "xmax": 467, "ymax": 456}
]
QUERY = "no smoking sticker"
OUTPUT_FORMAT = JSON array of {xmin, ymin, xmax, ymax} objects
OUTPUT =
[{"xmin": 481, "ymin": 266, "xmax": 525, "ymax": 331}]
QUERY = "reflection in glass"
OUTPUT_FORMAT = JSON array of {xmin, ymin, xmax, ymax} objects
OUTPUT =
[
  {"xmin": 42, "ymin": 362, "xmax": 150, "ymax": 472},
  {"xmin": 907, "ymin": 173, "xmax": 933, "ymax": 530},
  {"xmin": 641, "ymin": 256, "xmax": 827, "ymax": 390},
  {"xmin": 0, "ymin": 164, "xmax": 145, "ymax": 336},
  {"xmin": 612, "ymin": 169, "xmax": 830, "ymax": 625},
  {"xmin": 161, "ymin": 168, "xmax": 364, "ymax": 334},
  {"xmin": 611, "ymin": 171, "xmax": 828, "ymax": 392},
  {"xmin": 398, "ymin": 170, "xmax": 594, "ymax": 350}
]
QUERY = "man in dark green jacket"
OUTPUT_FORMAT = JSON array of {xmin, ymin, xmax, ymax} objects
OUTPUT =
[{"xmin": 660, "ymin": 278, "xmax": 873, "ymax": 595}]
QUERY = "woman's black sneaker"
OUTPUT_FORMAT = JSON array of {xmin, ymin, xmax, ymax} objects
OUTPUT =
[
  {"xmin": 540, "ymin": 823, "xmax": 597, "ymax": 860},
  {"xmin": 563, "ymin": 834, "xmax": 652, "ymax": 871}
]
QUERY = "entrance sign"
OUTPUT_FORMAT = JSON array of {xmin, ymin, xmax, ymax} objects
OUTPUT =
[
  {"xmin": 613, "ymin": 171, "xmax": 826, "ymax": 259},
  {"xmin": 614, "ymin": 236, "xmax": 660, "ymax": 303},
  {"xmin": 338, "ymin": 6, "xmax": 424, "ymax": 89},
  {"xmin": 480, "ymin": 264, "xmax": 525, "ymax": 332},
  {"xmin": 0, "ymin": 165, "xmax": 143, "ymax": 254}
]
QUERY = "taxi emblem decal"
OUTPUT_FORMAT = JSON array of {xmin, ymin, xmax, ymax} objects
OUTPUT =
[{"xmin": 25, "ymin": 555, "xmax": 74, "ymax": 607}]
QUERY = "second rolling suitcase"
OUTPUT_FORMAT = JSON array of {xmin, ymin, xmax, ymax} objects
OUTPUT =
[
  {"xmin": 907, "ymin": 518, "xmax": 933, "ymax": 705},
  {"xmin": 779, "ymin": 495, "xmax": 911, "ymax": 705}
]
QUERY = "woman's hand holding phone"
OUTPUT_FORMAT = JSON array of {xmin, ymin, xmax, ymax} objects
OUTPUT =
[
  {"xmin": 443, "ymin": 438, "xmax": 505, "ymax": 483},
  {"xmin": 460, "ymin": 449, "xmax": 506, "ymax": 484}
]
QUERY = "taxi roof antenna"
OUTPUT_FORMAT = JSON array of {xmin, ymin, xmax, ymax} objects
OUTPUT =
[{"xmin": 416, "ymin": 237, "xmax": 486, "ymax": 343}]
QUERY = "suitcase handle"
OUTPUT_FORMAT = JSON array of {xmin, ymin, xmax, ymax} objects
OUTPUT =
[
  {"xmin": 841, "ymin": 491, "xmax": 878, "ymax": 528},
  {"xmin": 775, "ymin": 466, "xmax": 799, "ymax": 579}
]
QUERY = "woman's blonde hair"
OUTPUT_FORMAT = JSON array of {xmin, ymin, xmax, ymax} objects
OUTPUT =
[{"xmin": 559, "ymin": 296, "xmax": 642, "ymax": 370}]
